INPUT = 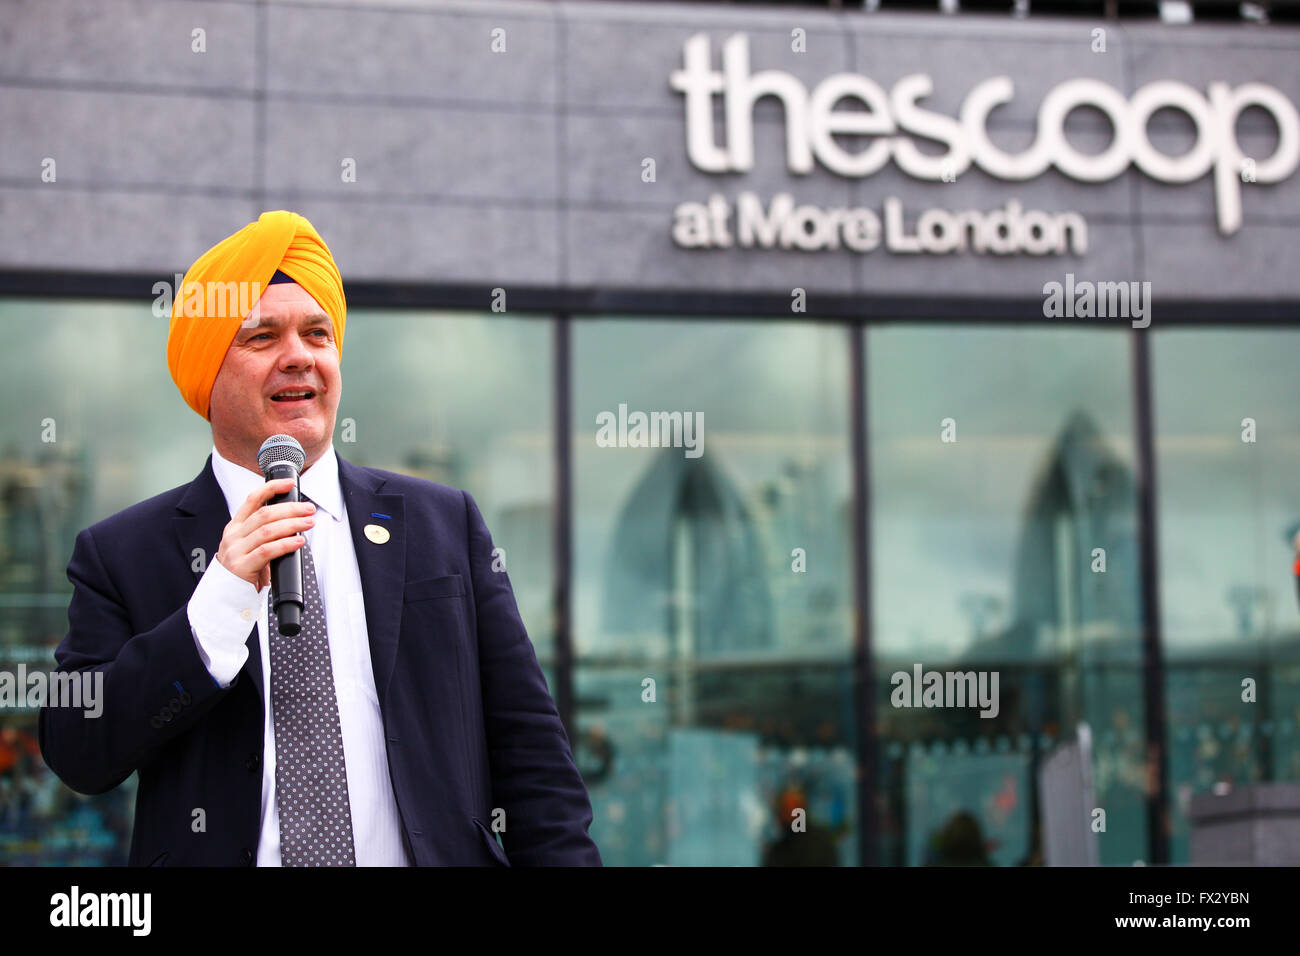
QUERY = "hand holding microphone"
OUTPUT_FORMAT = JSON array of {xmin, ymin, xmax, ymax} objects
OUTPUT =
[
  {"xmin": 215, "ymin": 435, "xmax": 313, "ymax": 635},
  {"xmin": 215, "ymin": 477, "xmax": 315, "ymax": 591}
]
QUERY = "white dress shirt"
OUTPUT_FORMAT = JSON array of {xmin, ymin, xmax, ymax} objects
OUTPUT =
[{"xmin": 187, "ymin": 442, "xmax": 410, "ymax": 866}]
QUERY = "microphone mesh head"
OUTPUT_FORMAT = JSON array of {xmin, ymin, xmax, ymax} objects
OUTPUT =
[{"xmin": 257, "ymin": 434, "xmax": 306, "ymax": 477}]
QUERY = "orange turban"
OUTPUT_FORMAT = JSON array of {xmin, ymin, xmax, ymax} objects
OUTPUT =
[{"xmin": 167, "ymin": 210, "xmax": 346, "ymax": 421}]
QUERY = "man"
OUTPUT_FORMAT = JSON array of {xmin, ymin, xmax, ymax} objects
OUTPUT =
[{"xmin": 38, "ymin": 210, "xmax": 601, "ymax": 867}]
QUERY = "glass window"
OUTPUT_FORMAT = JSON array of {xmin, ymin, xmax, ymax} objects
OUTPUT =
[
  {"xmin": 337, "ymin": 309, "xmax": 555, "ymax": 668},
  {"xmin": 572, "ymin": 317, "xmax": 856, "ymax": 866},
  {"xmin": 868, "ymin": 326, "xmax": 1147, "ymax": 865},
  {"xmin": 0, "ymin": 297, "xmax": 208, "ymax": 864},
  {"xmin": 0, "ymin": 298, "xmax": 553, "ymax": 864},
  {"xmin": 1153, "ymin": 329, "xmax": 1300, "ymax": 863}
]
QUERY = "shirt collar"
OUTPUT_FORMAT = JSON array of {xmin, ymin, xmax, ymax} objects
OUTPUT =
[{"xmin": 209, "ymin": 442, "xmax": 344, "ymax": 524}]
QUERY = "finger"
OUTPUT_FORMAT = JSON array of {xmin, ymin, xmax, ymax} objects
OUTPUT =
[
  {"xmin": 235, "ymin": 534, "xmax": 306, "ymax": 587},
  {"xmin": 232, "ymin": 478, "xmax": 297, "ymax": 524},
  {"xmin": 230, "ymin": 481, "xmax": 277, "ymax": 525},
  {"xmin": 241, "ymin": 501, "xmax": 315, "ymax": 539},
  {"xmin": 250, "ymin": 534, "xmax": 308, "ymax": 568},
  {"xmin": 245, "ymin": 515, "xmax": 315, "ymax": 550},
  {"xmin": 235, "ymin": 499, "xmax": 313, "ymax": 542},
  {"xmin": 223, "ymin": 518, "xmax": 309, "ymax": 582}
]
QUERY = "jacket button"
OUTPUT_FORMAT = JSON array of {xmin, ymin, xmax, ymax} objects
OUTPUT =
[
  {"xmin": 240, "ymin": 848, "xmax": 253, "ymax": 866},
  {"xmin": 168, "ymin": 698, "xmax": 182, "ymax": 713},
  {"xmin": 161, "ymin": 710, "xmax": 174, "ymax": 723},
  {"xmin": 150, "ymin": 716, "xmax": 164, "ymax": 729},
  {"xmin": 245, "ymin": 753, "xmax": 260, "ymax": 772}
]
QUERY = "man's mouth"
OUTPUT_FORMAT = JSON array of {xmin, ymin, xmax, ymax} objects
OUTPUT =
[{"xmin": 270, "ymin": 388, "xmax": 316, "ymax": 404}]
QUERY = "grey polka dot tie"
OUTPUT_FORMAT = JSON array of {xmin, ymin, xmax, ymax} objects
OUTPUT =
[{"xmin": 267, "ymin": 508, "xmax": 356, "ymax": 867}]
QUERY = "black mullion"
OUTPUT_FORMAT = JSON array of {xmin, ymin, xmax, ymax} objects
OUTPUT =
[
  {"xmin": 851, "ymin": 320, "xmax": 878, "ymax": 866},
  {"xmin": 554, "ymin": 313, "xmax": 574, "ymax": 737},
  {"xmin": 1131, "ymin": 327, "xmax": 1170, "ymax": 864}
]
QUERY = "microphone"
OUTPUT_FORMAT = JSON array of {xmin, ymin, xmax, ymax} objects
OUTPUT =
[{"xmin": 258, "ymin": 434, "xmax": 307, "ymax": 637}]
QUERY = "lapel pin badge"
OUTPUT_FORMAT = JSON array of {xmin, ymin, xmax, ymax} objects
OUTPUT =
[{"xmin": 364, "ymin": 523, "xmax": 391, "ymax": 544}]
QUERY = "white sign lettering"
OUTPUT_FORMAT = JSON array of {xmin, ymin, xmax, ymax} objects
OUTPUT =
[
  {"xmin": 669, "ymin": 33, "xmax": 1300, "ymax": 238},
  {"xmin": 673, "ymin": 193, "xmax": 1087, "ymax": 256}
]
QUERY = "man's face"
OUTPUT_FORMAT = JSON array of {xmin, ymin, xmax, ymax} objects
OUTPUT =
[{"xmin": 208, "ymin": 282, "xmax": 341, "ymax": 473}]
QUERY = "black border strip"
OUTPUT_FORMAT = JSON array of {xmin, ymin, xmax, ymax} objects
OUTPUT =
[{"xmin": 2, "ymin": 270, "xmax": 1297, "ymax": 324}]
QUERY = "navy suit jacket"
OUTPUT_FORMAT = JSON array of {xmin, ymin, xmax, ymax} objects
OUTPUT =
[{"xmin": 38, "ymin": 452, "xmax": 602, "ymax": 867}]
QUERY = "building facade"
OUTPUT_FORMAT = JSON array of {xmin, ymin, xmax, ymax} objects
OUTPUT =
[{"xmin": 1, "ymin": 0, "xmax": 1298, "ymax": 865}]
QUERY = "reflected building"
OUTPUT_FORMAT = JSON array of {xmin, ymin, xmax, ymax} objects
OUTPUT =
[
  {"xmin": 1010, "ymin": 410, "xmax": 1142, "ymax": 665},
  {"xmin": 601, "ymin": 447, "xmax": 774, "ymax": 659},
  {"xmin": 1, "ymin": 440, "xmax": 90, "ymax": 618},
  {"xmin": 0, "ymin": 439, "xmax": 133, "ymax": 865},
  {"xmin": 885, "ymin": 409, "xmax": 1146, "ymax": 866},
  {"xmin": 586, "ymin": 440, "xmax": 856, "ymax": 866}
]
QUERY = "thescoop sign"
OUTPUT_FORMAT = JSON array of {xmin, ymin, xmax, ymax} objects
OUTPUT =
[{"xmin": 670, "ymin": 33, "xmax": 1299, "ymax": 243}]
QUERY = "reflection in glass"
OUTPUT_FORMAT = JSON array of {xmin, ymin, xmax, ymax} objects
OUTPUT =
[
  {"xmin": 573, "ymin": 318, "xmax": 855, "ymax": 866},
  {"xmin": 0, "ymin": 298, "xmax": 207, "ymax": 864},
  {"xmin": 1154, "ymin": 330, "xmax": 1300, "ymax": 862},
  {"xmin": 869, "ymin": 326, "xmax": 1147, "ymax": 865},
  {"xmin": 336, "ymin": 309, "xmax": 555, "ymax": 663}
]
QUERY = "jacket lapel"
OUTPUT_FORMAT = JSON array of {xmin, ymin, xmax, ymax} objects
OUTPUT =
[
  {"xmin": 172, "ymin": 453, "xmax": 265, "ymax": 702},
  {"xmin": 337, "ymin": 455, "xmax": 405, "ymax": 710},
  {"xmin": 171, "ymin": 452, "xmax": 406, "ymax": 712}
]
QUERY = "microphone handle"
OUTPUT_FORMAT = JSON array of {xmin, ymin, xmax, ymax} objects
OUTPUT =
[{"xmin": 265, "ymin": 461, "xmax": 304, "ymax": 636}]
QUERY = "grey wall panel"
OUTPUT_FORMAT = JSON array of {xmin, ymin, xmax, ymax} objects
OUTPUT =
[
  {"xmin": 0, "ymin": 88, "xmax": 256, "ymax": 190},
  {"xmin": 564, "ymin": 18, "xmax": 850, "ymax": 112},
  {"xmin": 844, "ymin": 138, "xmax": 1137, "ymax": 219},
  {"xmin": 567, "ymin": 113, "xmax": 870, "ymax": 211},
  {"xmin": 1140, "ymin": 222, "xmax": 1297, "ymax": 299},
  {"xmin": 255, "ymin": 195, "xmax": 561, "ymax": 286},
  {"xmin": 0, "ymin": 0, "xmax": 257, "ymax": 91},
  {"xmin": 0, "ymin": 0, "xmax": 1295, "ymax": 303},
  {"xmin": 850, "ymin": 221, "xmax": 1139, "ymax": 299},
  {"xmin": 566, "ymin": 206, "xmax": 858, "ymax": 293},
  {"xmin": 263, "ymin": 101, "xmax": 558, "ymax": 202},
  {"xmin": 264, "ymin": 1, "xmax": 559, "ymax": 105},
  {"xmin": 1128, "ymin": 41, "xmax": 1300, "ymax": 224},
  {"xmin": 1135, "ymin": 164, "xmax": 1299, "ymax": 225},
  {"xmin": 0, "ymin": 187, "xmax": 259, "ymax": 274},
  {"xmin": 842, "ymin": 25, "xmax": 1130, "ymax": 128}
]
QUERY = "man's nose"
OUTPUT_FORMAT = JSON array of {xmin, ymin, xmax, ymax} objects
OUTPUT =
[{"xmin": 277, "ymin": 331, "xmax": 314, "ymax": 369}]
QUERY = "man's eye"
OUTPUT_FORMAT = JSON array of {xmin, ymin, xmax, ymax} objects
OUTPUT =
[
  {"xmin": 310, "ymin": 329, "xmax": 328, "ymax": 338},
  {"xmin": 251, "ymin": 333, "xmax": 270, "ymax": 341}
]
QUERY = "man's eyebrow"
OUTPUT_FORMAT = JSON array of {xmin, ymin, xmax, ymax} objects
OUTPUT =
[{"xmin": 240, "ymin": 313, "xmax": 332, "ymax": 331}]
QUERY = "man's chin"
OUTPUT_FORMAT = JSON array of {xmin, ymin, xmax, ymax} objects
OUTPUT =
[{"xmin": 260, "ymin": 415, "xmax": 322, "ymax": 446}]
